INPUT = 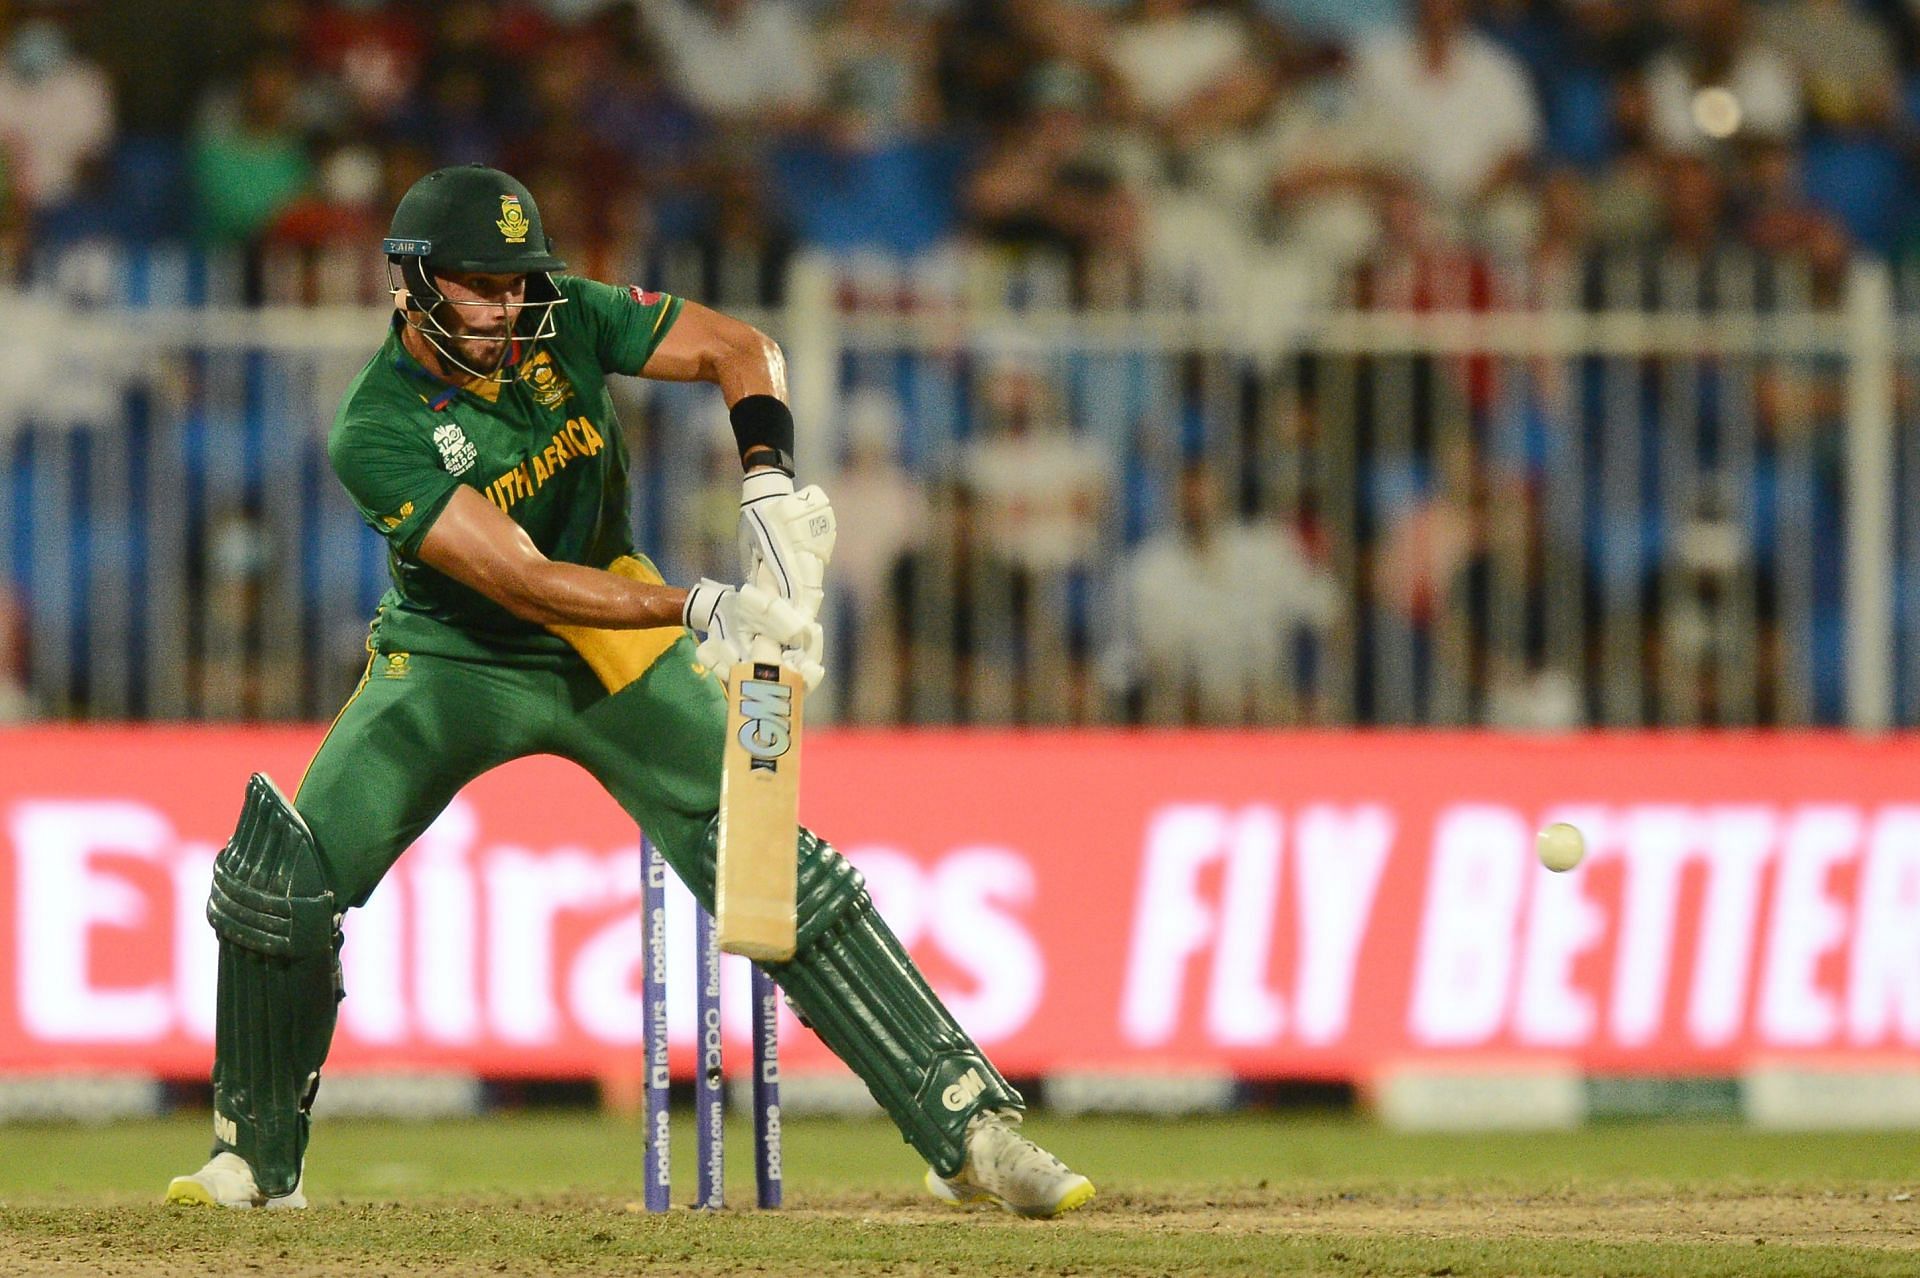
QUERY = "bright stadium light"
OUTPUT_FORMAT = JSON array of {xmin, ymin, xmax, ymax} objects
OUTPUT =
[{"xmin": 1692, "ymin": 86, "xmax": 1743, "ymax": 140}]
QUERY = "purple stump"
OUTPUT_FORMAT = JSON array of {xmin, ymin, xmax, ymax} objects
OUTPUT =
[
  {"xmin": 694, "ymin": 906, "xmax": 725, "ymax": 1209},
  {"xmin": 751, "ymin": 966, "xmax": 782, "ymax": 1209},
  {"xmin": 641, "ymin": 838, "xmax": 671, "ymax": 1213}
]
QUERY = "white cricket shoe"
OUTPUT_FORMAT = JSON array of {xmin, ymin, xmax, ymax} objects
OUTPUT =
[
  {"xmin": 924, "ymin": 1110, "xmax": 1094, "ymax": 1219},
  {"xmin": 165, "ymin": 1151, "xmax": 307, "ymax": 1210}
]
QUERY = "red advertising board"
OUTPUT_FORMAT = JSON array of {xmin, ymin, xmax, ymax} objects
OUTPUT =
[{"xmin": 2, "ymin": 728, "xmax": 1918, "ymax": 1080}]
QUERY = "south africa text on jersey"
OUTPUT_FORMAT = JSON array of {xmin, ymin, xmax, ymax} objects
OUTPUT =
[{"xmin": 483, "ymin": 416, "xmax": 607, "ymax": 513}]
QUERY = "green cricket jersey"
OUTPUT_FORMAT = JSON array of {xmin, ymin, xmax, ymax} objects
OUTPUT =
[{"xmin": 328, "ymin": 275, "xmax": 684, "ymax": 661}]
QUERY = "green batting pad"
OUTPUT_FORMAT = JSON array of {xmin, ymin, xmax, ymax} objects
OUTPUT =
[
  {"xmin": 207, "ymin": 774, "xmax": 342, "ymax": 1199},
  {"xmin": 765, "ymin": 827, "xmax": 1024, "ymax": 1177}
]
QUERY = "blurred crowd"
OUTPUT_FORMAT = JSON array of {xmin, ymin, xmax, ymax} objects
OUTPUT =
[
  {"xmin": 0, "ymin": 0, "xmax": 1904, "ymax": 728},
  {"xmin": 2, "ymin": 0, "xmax": 1918, "ymax": 281}
]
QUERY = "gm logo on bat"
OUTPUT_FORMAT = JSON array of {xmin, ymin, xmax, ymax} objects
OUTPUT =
[{"xmin": 737, "ymin": 667, "xmax": 794, "ymax": 772}]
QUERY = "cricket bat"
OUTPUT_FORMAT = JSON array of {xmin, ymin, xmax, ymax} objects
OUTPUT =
[{"xmin": 716, "ymin": 573, "xmax": 803, "ymax": 962}]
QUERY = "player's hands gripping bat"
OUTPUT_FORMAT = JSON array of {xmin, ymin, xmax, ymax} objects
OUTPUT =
[
  {"xmin": 738, "ymin": 472, "xmax": 837, "ymax": 620},
  {"xmin": 681, "ymin": 578, "xmax": 824, "ymax": 690}
]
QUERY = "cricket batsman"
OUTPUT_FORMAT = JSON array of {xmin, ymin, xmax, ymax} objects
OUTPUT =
[{"xmin": 165, "ymin": 165, "xmax": 1093, "ymax": 1218}]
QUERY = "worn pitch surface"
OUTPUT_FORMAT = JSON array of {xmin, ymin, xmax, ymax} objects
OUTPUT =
[{"xmin": 0, "ymin": 1114, "xmax": 1914, "ymax": 1275}]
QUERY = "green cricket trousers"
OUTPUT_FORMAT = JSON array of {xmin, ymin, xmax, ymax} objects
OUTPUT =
[
  {"xmin": 269, "ymin": 576, "xmax": 1022, "ymax": 1180},
  {"xmin": 294, "ymin": 617, "xmax": 719, "ymax": 909}
]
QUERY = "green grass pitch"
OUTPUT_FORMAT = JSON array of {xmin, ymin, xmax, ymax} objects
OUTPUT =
[{"xmin": 0, "ymin": 1112, "xmax": 1915, "ymax": 1275}]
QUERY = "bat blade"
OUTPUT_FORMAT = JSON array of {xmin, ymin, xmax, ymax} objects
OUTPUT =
[{"xmin": 717, "ymin": 656, "xmax": 802, "ymax": 961}]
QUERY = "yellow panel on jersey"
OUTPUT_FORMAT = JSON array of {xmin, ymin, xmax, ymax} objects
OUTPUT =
[{"xmin": 544, "ymin": 555, "xmax": 687, "ymax": 693}]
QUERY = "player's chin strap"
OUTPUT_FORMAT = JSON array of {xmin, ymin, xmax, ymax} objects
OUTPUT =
[
  {"xmin": 387, "ymin": 259, "xmax": 567, "ymax": 384},
  {"xmin": 695, "ymin": 820, "xmax": 1023, "ymax": 1178}
]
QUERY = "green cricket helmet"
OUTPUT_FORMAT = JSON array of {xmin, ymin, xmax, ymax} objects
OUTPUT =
[{"xmin": 383, "ymin": 164, "xmax": 568, "ymax": 380}]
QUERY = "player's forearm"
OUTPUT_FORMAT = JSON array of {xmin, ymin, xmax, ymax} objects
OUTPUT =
[
  {"xmin": 713, "ymin": 327, "xmax": 788, "ymax": 406},
  {"xmin": 499, "ymin": 559, "xmax": 689, "ymax": 629},
  {"xmin": 418, "ymin": 488, "xmax": 692, "ymax": 629}
]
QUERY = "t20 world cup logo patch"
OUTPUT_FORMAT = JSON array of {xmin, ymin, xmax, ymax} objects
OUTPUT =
[{"xmin": 434, "ymin": 422, "xmax": 478, "ymax": 475}]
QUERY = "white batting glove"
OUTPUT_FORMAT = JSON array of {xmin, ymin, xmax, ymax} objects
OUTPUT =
[
  {"xmin": 682, "ymin": 577, "xmax": 827, "ymax": 691},
  {"xmin": 771, "ymin": 620, "xmax": 826, "ymax": 691},
  {"xmin": 739, "ymin": 472, "xmax": 837, "ymax": 621}
]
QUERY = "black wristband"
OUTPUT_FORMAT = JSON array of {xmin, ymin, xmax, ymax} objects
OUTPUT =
[{"xmin": 730, "ymin": 395, "xmax": 796, "ymax": 475}]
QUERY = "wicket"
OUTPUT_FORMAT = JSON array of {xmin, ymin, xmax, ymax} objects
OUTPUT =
[{"xmin": 640, "ymin": 838, "xmax": 782, "ymax": 1211}]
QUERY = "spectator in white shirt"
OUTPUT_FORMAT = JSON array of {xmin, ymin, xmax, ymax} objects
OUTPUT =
[
  {"xmin": 637, "ymin": 0, "xmax": 822, "ymax": 129},
  {"xmin": 1107, "ymin": 460, "xmax": 1340, "ymax": 724},
  {"xmin": 0, "ymin": 18, "xmax": 114, "ymax": 215},
  {"xmin": 961, "ymin": 341, "xmax": 1113, "ymax": 576},
  {"xmin": 1350, "ymin": 0, "xmax": 1540, "ymax": 211},
  {"xmin": 820, "ymin": 388, "xmax": 929, "ymax": 721},
  {"xmin": 1105, "ymin": 0, "xmax": 1268, "ymax": 144}
]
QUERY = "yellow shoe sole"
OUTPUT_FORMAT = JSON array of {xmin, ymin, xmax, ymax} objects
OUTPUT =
[
  {"xmin": 924, "ymin": 1169, "xmax": 1096, "ymax": 1219},
  {"xmin": 1051, "ymin": 1178, "xmax": 1096, "ymax": 1217},
  {"xmin": 165, "ymin": 1178, "xmax": 216, "ymax": 1207}
]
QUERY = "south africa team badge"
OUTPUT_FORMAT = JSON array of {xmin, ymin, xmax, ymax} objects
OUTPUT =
[
  {"xmin": 496, "ymin": 194, "xmax": 530, "ymax": 243},
  {"xmin": 519, "ymin": 350, "xmax": 574, "ymax": 410}
]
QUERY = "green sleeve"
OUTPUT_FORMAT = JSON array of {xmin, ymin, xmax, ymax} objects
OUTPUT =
[
  {"xmin": 557, "ymin": 275, "xmax": 685, "ymax": 376},
  {"xmin": 327, "ymin": 413, "xmax": 463, "ymax": 559}
]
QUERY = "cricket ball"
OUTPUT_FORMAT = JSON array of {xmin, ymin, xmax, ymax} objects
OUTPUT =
[{"xmin": 1537, "ymin": 822, "xmax": 1586, "ymax": 873}]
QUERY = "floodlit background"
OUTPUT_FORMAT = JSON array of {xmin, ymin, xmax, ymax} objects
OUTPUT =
[
  {"xmin": 4, "ymin": 0, "xmax": 1919, "ymax": 728},
  {"xmin": 2, "ymin": 0, "xmax": 1919, "ymax": 1138}
]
